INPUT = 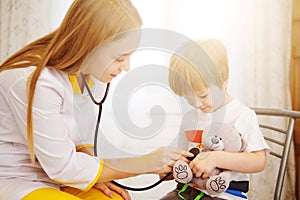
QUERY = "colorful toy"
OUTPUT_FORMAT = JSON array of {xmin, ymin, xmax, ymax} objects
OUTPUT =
[{"xmin": 173, "ymin": 124, "xmax": 246, "ymax": 195}]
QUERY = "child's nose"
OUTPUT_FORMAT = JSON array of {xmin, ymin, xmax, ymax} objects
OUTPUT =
[
  {"xmin": 121, "ymin": 59, "xmax": 130, "ymax": 71},
  {"xmin": 121, "ymin": 65, "xmax": 130, "ymax": 71},
  {"xmin": 195, "ymin": 99, "xmax": 204, "ymax": 107}
]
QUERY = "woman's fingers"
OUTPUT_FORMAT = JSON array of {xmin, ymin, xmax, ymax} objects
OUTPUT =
[
  {"xmin": 159, "ymin": 172, "xmax": 174, "ymax": 181},
  {"xmin": 182, "ymin": 150, "xmax": 195, "ymax": 158},
  {"xmin": 94, "ymin": 182, "xmax": 114, "ymax": 198},
  {"xmin": 149, "ymin": 147, "xmax": 193, "ymax": 174},
  {"xmin": 94, "ymin": 182, "xmax": 131, "ymax": 200},
  {"xmin": 165, "ymin": 147, "xmax": 194, "ymax": 162},
  {"xmin": 106, "ymin": 182, "xmax": 131, "ymax": 200},
  {"xmin": 156, "ymin": 165, "xmax": 172, "ymax": 174}
]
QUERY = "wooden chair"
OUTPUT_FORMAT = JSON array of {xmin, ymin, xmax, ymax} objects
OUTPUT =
[{"xmin": 252, "ymin": 108, "xmax": 300, "ymax": 200}]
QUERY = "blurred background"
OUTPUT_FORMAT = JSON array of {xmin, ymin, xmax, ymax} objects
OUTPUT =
[{"xmin": 1, "ymin": 0, "xmax": 299, "ymax": 199}]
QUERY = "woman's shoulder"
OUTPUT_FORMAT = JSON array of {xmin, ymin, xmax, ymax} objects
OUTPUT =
[
  {"xmin": 36, "ymin": 67, "xmax": 72, "ymax": 93},
  {"xmin": 0, "ymin": 67, "xmax": 35, "ymax": 92},
  {"xmin": 39, "ymin": 67, "xmax": 69, "ymax": 85},
  {"xmin": 0, "ymin": 67, "xmax": 68, "ymax": 86}
]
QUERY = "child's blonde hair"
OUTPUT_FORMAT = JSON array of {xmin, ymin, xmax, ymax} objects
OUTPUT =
[{"xmin": 169, "ymin": 39, "xmax": 229, "ymax": 97}]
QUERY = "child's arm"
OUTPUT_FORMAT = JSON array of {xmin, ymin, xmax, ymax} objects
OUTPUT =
[{"xmin": 189, "ymin": 150, "xmax": 266, "ymax": 178}]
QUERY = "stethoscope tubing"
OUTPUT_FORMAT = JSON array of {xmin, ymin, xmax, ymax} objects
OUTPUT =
[
  {"xmin": 80, "ymin": 73, "xmax": 110, "ymax": 156},
  {"xmin": 80, "ymin": 73, "xmax": 171, "ymax": 191}
]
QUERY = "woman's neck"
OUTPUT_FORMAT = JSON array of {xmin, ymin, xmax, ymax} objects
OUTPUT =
[{"xmin": 76, "ymin": 74, "xmax": 88, "ymax": 92}]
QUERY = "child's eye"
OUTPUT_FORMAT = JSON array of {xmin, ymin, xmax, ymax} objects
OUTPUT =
[
  {"xmin": 116, "ymin": 58, "xmax": 124, "ymax": 62},
  {"xmin": 199, "ymin": 94, "xmax": 208, "ymax": 98}
]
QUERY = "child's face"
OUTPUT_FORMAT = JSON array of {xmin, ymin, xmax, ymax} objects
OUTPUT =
[
  {"xmin": 185, "ymin": 85, "xmax": 225, "ymax": 113},
  {"xmin": 185, "ymin": 90, "xmax": 213, "ymax": 113}
]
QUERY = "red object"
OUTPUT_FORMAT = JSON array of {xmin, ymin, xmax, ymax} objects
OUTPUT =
[{"xmin": 185, "ymin": 130, "xmax": 203, "ymax": 143}]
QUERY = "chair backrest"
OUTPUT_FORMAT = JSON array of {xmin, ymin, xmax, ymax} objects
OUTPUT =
[{"xmin": 252, "ymin": 108, "xmax": 300, "ymax": 200}]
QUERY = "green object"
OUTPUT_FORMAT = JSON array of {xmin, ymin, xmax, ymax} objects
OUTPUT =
[
  {"xmin": 178, "ymin": 184, "xmax": 189, "ymax": 200},
  {"xmin": 194, "ymin": 192, "xmax": 204, "ymax": 200},
  {"xmin": 177, "ymin": 184, "xmax": 204, "ymax": 200}
]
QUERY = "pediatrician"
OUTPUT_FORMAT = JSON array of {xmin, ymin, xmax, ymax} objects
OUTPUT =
[{"xmin": 0, "ymin": 1, "xmax": 192, "ymax": 200}]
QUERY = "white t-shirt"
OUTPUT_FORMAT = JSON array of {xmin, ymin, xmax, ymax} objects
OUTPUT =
[
  {"xmin": 177, "ymin": 99, "xmax": 270, "ymax": 200},
  {"xmin": 0, "ymin": 67, "xmax": 103, "ymax": 200}
]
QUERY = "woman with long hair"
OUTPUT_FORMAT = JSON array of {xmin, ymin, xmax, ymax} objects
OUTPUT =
[{"xmin": 0, "ymin": 1, "xmax": 191, "ymax": 199}]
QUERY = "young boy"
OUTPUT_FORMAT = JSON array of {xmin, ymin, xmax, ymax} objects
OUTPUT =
[{"xmin": 161, "ymin": 39, "xmax": 270, "ymax": 200}]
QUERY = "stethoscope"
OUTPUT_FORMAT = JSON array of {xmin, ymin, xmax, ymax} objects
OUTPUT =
[{"xmin": 80, "ymin": 73, "xmax": 172, "ymax": 191}]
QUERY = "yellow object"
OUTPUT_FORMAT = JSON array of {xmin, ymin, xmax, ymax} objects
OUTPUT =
[
  {"xmin": 22, "ymin": 187, "xmax": 123, "ymax": 200},
  {"xmin": 69, "ymin": 75, "xmax": 94, "ymax": 94}
]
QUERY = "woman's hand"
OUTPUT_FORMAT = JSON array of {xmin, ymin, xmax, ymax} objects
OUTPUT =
[
  {"xmin": 159, "ymin": 172, "xmax": 174, "ymax": 181},
  {"xmin": 145, "ymin": 146, "xmax": 194, "ymax": 174},
  {"xmin": 99, "ymin": 147, "xmax": 193, "ymax": 182},
  {"xmin": 93, "ymin": 182, "xmax": 131, "ymax": 200}
]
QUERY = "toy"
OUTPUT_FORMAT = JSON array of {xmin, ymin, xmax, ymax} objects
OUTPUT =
[{"xmin": 173, "ymin": 124, "xmax": 246, "ymax": 195}]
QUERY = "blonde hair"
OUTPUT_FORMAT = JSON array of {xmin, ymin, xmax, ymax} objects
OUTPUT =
[
  {"xmin": 0, "ymin": 0, "xmax": 142, "ymax": 162},
  {"xmin": 169, "ymin": 39, "xmax": 229, "ymax": 97}
]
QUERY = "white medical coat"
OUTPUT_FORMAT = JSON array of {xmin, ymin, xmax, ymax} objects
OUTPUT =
[{"xmin": 0, "ymin": 67, "xmax": 103, "ymax": 200}]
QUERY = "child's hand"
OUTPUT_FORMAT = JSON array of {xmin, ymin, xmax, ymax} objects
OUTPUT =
[{"xmin": 189, "ymin": 151, "xmax": 218, "ymax": 179}]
